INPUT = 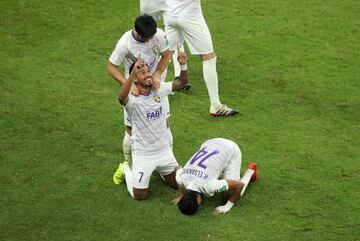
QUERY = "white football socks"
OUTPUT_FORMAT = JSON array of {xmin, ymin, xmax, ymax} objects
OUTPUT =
[
  {"xmin": 240, "ymin": 168, "xmax": 254, "ymax": 196},
  {"xmin": 172, "ymin": 45, "xmax": 185, "ymax": 77},
  {"xmin": 167, "ymin": 128, "xmax": 173, "ymax": 150},
  {"xmin": 203, "ymin": 57, "xmax": 221, "ymax": 106},
  {"xmin": 122, "ymin": 132, "xmax": 132, "ymax": 163},
  {"xmin": 123, "ymin": 164, "xmax": 134, "ymax": 198}
]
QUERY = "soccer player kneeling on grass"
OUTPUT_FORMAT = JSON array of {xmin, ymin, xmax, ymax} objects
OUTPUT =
[
  {"xmin": 172, "ymin": 138, "xmax": 258, "ymax": 215},
  {"xmin": 113, "ymin": 48, "xmax": 189, "ymax": 200}
]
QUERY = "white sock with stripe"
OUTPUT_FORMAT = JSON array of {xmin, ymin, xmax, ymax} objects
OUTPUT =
[
  {"xmin": 240, "ymin": 169, "xmax": 254, "ymax": 196},
  {"xmin": 167, "ymin": 128, "xmax": 173, "ymax": 150},
  {"xmin": 173, "ymin": 45, "xmax": 185, "ymax": 77},
  {"xmin": 123, "ymin": 164, "xmax": 134, "ymax": 198},
  {"xmin": 203, "ymin": 57, "xmax": 221, "ymax": 106},
  {"xmin": 122, "ymin": 132, "xmax": 132, "ymax": 163}
]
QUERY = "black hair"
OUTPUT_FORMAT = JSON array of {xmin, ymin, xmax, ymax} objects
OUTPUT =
[
  {"xmin": 178, "ymin": 190, "xmax": 200, "ymax": 215},
  {"xmin": 134, "ymin": 14, "xmax": 157, "ymax": 39},
  {"xmin": 129, "ymin": 61, "xmax": 136, "ymax": 74}
]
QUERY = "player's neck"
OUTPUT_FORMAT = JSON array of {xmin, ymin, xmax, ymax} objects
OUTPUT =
[
  {"xmin": 132, "ymin": 30, "xmax": 145, "ymax": 43},
  {"xmin": 137, "ymin": 84, "xmax": 151, "ymax": 95}
]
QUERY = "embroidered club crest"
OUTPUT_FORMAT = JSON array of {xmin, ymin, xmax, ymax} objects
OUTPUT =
[
  {"xmin": 153, "ymin": 95, "xmax": 161, "ymax": 103},
  {"xmin": 152, "ymin": 46, "xmax": 159, "ymax": 54}
]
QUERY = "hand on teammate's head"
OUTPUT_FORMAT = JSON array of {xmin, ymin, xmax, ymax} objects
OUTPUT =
[
  {"xmin": 177, "ymin": 46, "xmax": 187, "ymax": 65},
  {"xmin": 130, "ymin": 56, "xmax": 146, "ymax": 76}
]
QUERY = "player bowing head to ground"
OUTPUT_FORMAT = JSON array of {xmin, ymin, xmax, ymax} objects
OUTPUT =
[
  {"xmin": 113, "ymin": 49, "xmax": 189, "ymax": 201},
  {"xmin": 108, "ymin": 14, "xmax": 173, "ymax": 167},
  {"xmin": 172, "ymin": 138, "xmax": 258, "ymax": 215}
]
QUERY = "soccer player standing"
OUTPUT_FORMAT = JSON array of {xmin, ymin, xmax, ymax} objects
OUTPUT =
[
  {"xmin": 173, "ymin": 138, "xmax": 258, "ymax": 215},
  {"xmin": 164, "ymin": 0, "xmax": 239, "ymax": 116},
  {"xmin": 113, "ymin": 49, "xmax": 189, "ymax": 200},
  {"xmin": 139, "ymin": 0, "xmax": 190, "ymax": 90},
  {"xmin": 107, "ymin": 14, "xmax": 172, "ymax": 164}
]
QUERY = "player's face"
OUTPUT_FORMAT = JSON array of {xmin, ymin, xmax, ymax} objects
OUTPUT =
[{"xmin": 136, "ymin": 65, "xmax": 153, "ymax": 87}]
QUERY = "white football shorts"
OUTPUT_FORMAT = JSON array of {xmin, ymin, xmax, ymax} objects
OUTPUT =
[
  {"xmin": 140, "ymin": 0, "xmax": 166, "ymax": 21},
  {"xmin": 164, "ymin": 14, "xmax": 214, "ymax": 55},
  {"xmin": 221, "ymin": 144, "xmax": 242, "ymax": 180},
  {"xmin": 131, "ymin": 147, "xmax": 179, "ymax": 189}
]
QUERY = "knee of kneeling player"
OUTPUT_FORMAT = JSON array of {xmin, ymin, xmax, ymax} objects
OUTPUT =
[{"xmin": 133, "ymin": 189, "xmax": 149, "ymax": 201}]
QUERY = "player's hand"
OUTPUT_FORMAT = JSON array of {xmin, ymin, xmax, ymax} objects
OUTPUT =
[
  {"xmin": 213, "ymin": 205, "xmax": 231, "ymax": 215},
  {"xmin": 177, "ymin": 46, "xmax": 187, "ymax": 65},
  {"xmin": 130, "ymin": 55, "xmax": 145, "ymax": 76},
  {"xmin": 171, "ymin": 194, "xmax": 183, "ymax": 205},
  {"xmin": 130, "ymin": 84, "xmax": 139, "ymax": 96},
  {"xmin": 152, "ymin": 73, "xmax": 161, "ymax": 90}
]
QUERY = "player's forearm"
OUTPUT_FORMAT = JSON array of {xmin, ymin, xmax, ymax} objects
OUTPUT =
[
  {"xmin": 107, "ymin": 62, "xmax": 126, "ymax": 84},
  {"xmin": 226, "ymin": 179, "xmax": 244, "ymax": 190},
  {"xmin": 172, "ymin": 68, "xmax": 188, "ymax": 91},
  {"xmin": 225, "ymin": 179, "xmax": 244, "ymax": 203},
  {"xmin": 118, "ymin": 74, "xmax": 134, "ymax": 105},
  {"xmin": 155, "ymin": 50, "xmax": 172, "ymax": 77},
  {"xmin": 228, "ymin": 187, "xmax": 242, "ymax": 204}
]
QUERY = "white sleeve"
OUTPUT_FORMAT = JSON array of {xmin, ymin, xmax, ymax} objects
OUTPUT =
[
  {"xmin": 157, "ymin": 82, "xmax": 173, "ymax": 97},
  {"xmin": 201, "ymin": 179, "xmax": 229, "ymax": 196},
  {"xmin": 157, "ymin": 29, "xmax": 169, "ymax": 53},
  {"xmin": 109, "ymin": 36, "xmax": 128, "ymax": 66},
  {"xmin": 124, "ymin": 94, "xmax": 135, "ymax": 111}
]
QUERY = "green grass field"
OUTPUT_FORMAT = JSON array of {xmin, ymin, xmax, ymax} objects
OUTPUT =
[{"xmin": 1, "ymin": 0, "xmax": 360, "ymax": 240}]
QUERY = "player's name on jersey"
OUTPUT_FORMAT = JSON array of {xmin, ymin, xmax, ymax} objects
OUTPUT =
[{"xmin": 181, "ymin": 167, "xmax": 209, "ymax": 180}]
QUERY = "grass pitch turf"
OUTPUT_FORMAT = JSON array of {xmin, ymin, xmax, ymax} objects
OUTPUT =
[{"xmin": 1, "ymin": 0, "xmax": 359, "ymax": 240}]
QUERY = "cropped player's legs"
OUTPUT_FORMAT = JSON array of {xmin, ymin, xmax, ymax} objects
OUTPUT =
[
  {"xmin": 201, "ymin": 53, "xmax": 221, "ymax": 106},
  {"xmin": 177, "ymin": 16, "xmax": 239, "ymax": 116},
  {"xmin": 172, "ymin": 45, "xmax": 185, "ymax": 78},
  {"xmin": 124, "ymin": 163, "xmax": 149, "ymax": 200},
  {"xmin": 156, "ymin": 148, "xmax": 179, "ymax": 189},
  {"xmin": 163, "ymin": 171, "xmax": 177, "ymax": 189},
  {"xmin": 140, "ymin": 0, "xmax": 166, "ymax": 21},
  {"xmin": 123, "ymin": 128, "xmax": 132, "ymax": 164},
  {"xmin": 240, "ymin": 163, "xmax": 257, "ymax": 196}
]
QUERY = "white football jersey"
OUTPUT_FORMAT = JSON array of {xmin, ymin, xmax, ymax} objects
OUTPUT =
[
  {"xmin": 176, "ymin": 138, "xmax": 240, "ymax": 196},
  {"xmin": 124, "ymin": 82, "xmax": 173, "ymax": 156},
  {"xmin": 109, "ymin": 28, "xmax": 169, "ymax": 78},
  {"xmin": 166, "ymin": 0, "xmax": 202, "ymax": 17}
]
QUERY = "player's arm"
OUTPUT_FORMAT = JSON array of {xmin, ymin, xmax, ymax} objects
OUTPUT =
[
  {"xmin": 171, "ymin": 166, "xmax": 185, "ymax": 204},
  {"xmin": 152, "ymin": 30, "xmax": 172, "ymax": 88},
  {"xmin": 108, "ymin": 61, "xmax": 140, "ymax": 96},
  {"xmin": 213, "ymin": 179, "xmax": 244, "ymax": 215},
  {"xmin": 153, "ymin": 49, "xmax": 172, "ymax": 80},
  {"xmin": 108, "ymin": 37, "xmax": 128, "ymax": 84},
  {"xmin": 108, "ymin": 37, "xmax": 140, "ymax": 95},
  {"xmin": 171, "ymin": 48, "xmax": 189, "ymax": 92},
  {"xmin": 107, "ymin": 62, "xmax": 127, "ymax": 84},
  {"xmin": 118, "ymin": 58, "xmax": 144, "ymax": 105}
]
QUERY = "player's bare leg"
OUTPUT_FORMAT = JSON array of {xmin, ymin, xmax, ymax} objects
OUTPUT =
[
  {"xmin": 133, "ymin": 188, "xmax": 149, "ymax": 201},
  {"xmin": 163, "ymin": 171, "xmax": 178, "ymax": 189}
]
